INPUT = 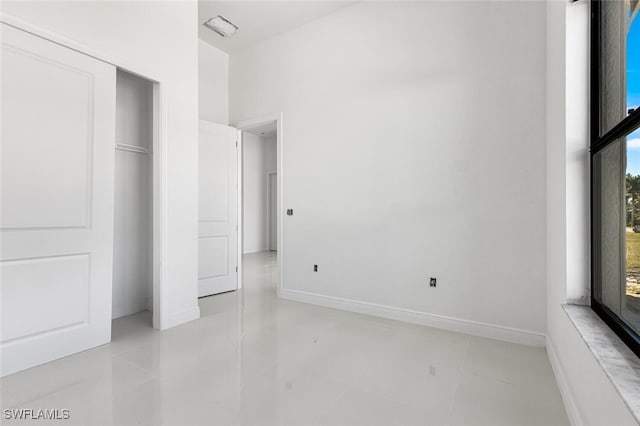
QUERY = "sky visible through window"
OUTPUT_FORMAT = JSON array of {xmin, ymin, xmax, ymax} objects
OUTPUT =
[{"xmin": 626, "ymin": 13, "xmax": 640, "ymax": 175}]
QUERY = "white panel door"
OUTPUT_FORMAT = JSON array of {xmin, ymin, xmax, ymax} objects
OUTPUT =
[
  {"xmin": 0, "ymin": 24, "xmax": 116, "ymax": 376},
  {"xmin": 198, "ymin": 121, "xmax": 238, "ymax": 297}
]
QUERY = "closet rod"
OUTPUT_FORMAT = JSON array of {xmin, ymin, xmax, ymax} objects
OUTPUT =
[{"xmin": 115, "ymin": 143, "xmax": 150, "ymax": 155}]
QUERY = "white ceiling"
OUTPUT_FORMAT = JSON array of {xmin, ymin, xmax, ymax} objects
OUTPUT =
[
  {"xmin": 243, "ymin": 121, "xmax": 277, "ymax": 137},
  {"xmin": 198, "ymin": 1, "xmax": 356, "ymax": 53}
]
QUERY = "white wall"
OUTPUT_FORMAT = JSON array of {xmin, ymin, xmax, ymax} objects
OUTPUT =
[
  {"xmin": 242, "ymin": 132, "xmax": 276, "ymax": 254},
  {"xmin": 1, "ymin": 1, "xmax": 201, "ymax": 329},
  {"xmin": 230, "ymin": 1, "xmax": 547, "ymax": 340},
  {"xmin": 113, "ymin": 70, "xmax": 153, "ymax": 319},
  {"xmin": 545, "ymin": 1, "xmax": 637, "ymax": 424},
  {"xmin": 199, "ymin": 39, "xmax": 228, "ymax": 124},
  {"xmin": 265, "ymin": 135, "xmax": 277, "ymax": 174}
]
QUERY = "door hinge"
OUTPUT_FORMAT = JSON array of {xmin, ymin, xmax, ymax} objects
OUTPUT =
[
  {"xmin": 236, "ymin": 266, "xmax": 238, "ymax": 272},
  {"xmin": 235, "ymin": 140, "xmax": 238, "ymax": 147}
]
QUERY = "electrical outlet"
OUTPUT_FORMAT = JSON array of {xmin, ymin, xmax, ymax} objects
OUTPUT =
[
  {"xmin": 429, "ymin": 277, "xmax": 437, "ymax": 287},
  {"xmin": 314, "ymin": 264, "xmax": 318, "ymax": 272}
]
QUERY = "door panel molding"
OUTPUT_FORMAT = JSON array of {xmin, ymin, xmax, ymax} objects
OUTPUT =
[
  {"xmin": 1, "ymin": 43, "xmax": 95, "ymax": 231},
  {"xmin": 1, "ymin": 253, "xmax": 91, "ymax": 343}
]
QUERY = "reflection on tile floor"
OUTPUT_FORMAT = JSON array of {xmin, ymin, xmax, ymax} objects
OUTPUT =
[{"xmin": 0, "ymin": 251, "xmax": 569, "ymax": 425}]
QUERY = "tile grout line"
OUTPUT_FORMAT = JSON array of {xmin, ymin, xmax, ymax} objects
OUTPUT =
[{"xmin": 446, "ymin": 337, "xmax": 470, "ymax": 422}]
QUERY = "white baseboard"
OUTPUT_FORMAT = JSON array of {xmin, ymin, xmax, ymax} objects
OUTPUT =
[
  {"xmin": 163, "ymin": 305, "xmax": 200, "ymax": 330},
  {"xmin": 280, "ymin": 289, "xmax": 545, "ymax": 346},
  {"xmin": 546, "ymin": 336, "xmax": 583, "ymax": 426}
]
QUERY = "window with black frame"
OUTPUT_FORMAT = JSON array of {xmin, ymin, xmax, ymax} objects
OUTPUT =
[{"xmin": 592, "ymin": 0, "xmax": 640, "ymax": 357}]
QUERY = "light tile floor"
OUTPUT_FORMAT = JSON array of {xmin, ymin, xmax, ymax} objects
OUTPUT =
[{"xmin": 1, "ymin": 252, "xmax": 569, "ymax": 425}]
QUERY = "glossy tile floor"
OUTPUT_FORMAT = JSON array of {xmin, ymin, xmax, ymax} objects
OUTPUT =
[{"xmin": 1, "ymin": 252, "xmax": 569, "ymax": 425}]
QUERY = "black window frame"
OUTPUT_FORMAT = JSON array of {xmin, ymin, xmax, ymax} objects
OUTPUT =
[{"xmin": 590, "ymin": 0, "xmax": 640, "ymax": 358}]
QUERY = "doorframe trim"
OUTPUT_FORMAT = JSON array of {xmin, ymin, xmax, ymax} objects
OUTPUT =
[
  {"xmin": 234, "ymin": 113, "xmax": 284, "ymax": 297},
  {"xmin": 152, "ymin": 83, "xmax": 169, "ymax": 330},
  {"xmin": 1, "ymin": 12, "xmax": 169, "ymax": 331}
]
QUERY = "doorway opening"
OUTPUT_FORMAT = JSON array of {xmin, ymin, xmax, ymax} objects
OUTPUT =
[
  {"xmin": 241, "ymin": 123, "xmax": 277, "ymax": 255},
  {"xmin": 112, "ymin": 69, "xmax": 157, "ymax": 329},
  {"xmin": 236, "ymin": 115, "xmax": 283, "ymax": 295},
  {"xmin": 267, "ymin": 172, "xmax": 278, "ymax": 252}
]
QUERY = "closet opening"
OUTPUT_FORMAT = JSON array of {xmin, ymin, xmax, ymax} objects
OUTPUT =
[{"xmin": 112, "ymin": 69, "xmax": 155, "ymax": 327}]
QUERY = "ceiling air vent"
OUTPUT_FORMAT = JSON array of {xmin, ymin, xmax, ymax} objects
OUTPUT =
[{"xmin": 203, "ymin": 15, "xmax": 238, "ymax": 38}]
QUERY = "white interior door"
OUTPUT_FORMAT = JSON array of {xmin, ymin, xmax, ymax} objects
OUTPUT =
[
  {"xmin": 198, "ymin": 121, "xmax": 238, "ymax": 297},
  {"xmin": 0, "ymin": 23, "xmax": 116, "ymax": 376},
  {"xmin": 269, "ymin": 173, "xmax": 278, "ymax": 251}
]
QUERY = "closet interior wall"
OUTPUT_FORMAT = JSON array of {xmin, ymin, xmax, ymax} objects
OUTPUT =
[{"xmin": 112, "ymin": 70, "xmax": 153, "ymax": 319}]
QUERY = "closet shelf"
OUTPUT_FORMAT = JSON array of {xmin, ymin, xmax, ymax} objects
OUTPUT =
[{"xmin": 115, "ymin": 143, "xmax": 150, "ymax": 154}]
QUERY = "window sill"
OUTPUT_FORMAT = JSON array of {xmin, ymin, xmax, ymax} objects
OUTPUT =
[{"xmin": 563, "ymin": 304, "xmax": 640, "ymax": 424}]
